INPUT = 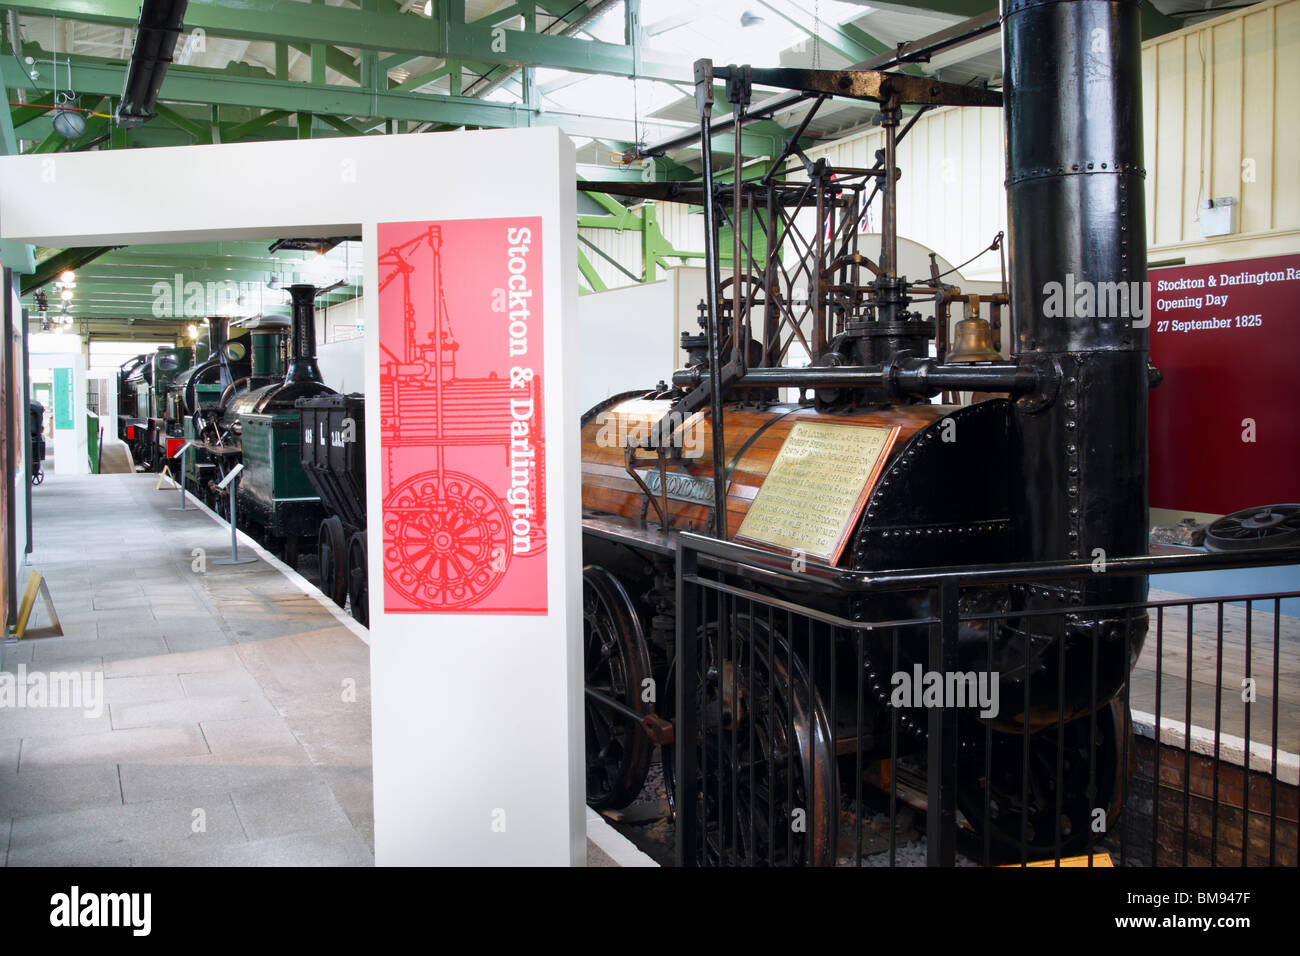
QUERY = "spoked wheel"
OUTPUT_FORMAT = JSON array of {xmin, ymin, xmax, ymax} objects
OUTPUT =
[
  {"xmin": 959, "ymin": 697, "xmax": 1127, "ymax": 861},
  {"xmin": 583, "ymin": 566, "xmax": 655, "ymax": 810},
  {"xmin": 382, "ymin": 470, "xmax": 510, "ymax": 609},
  {"xmin": 31, "ymin": 467, "xmax": 43, "ymax": 486},
  {"xmin": 347, "ymin": 531, "xmax": 369, "ymax": 626},
  {"xmin": 663, "ymin": 614, "xmax": 838, "ymax": 867},
  {"xmin": 1206, "ymin": 503, "xmax": 1300, "ymax": 551},
  {"xmin": 317, "ymin": 516, "xmax": 348, "ymax": 606}
]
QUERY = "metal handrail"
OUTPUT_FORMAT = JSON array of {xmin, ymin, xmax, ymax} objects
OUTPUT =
[{"xmin": 678, "ymin": 530, "xmax": 1300, "ymax": 593}]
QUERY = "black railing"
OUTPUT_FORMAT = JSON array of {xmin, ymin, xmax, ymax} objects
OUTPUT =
[{"xmin": 673, "ymin": 534, "xmax": 1300, "ymax": 867}]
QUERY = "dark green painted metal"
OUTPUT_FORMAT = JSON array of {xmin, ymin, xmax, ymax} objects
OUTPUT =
[
  {"xmin": 233, "ymin": 410, "xmax": 323, "ymax": 536},
  {"xmin": 2, "ymin": 0, "xmax": 692, "ymax": 80},
  {"xmin": 250, "ymin": 331, "xmax": 282, "ymax": 379}
]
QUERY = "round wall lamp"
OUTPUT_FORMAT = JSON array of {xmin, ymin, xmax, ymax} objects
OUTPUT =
[{"xmin": 51, "ymin": 108, "xmax": 87, "ymax": 139}]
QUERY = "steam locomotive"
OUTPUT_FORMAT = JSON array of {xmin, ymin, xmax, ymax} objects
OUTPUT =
[
  {"xmin": 116, "ymin": 286, "xmax": 366, "ymax": 621},
  {"xmin": 576, "ymin": 0, "xmax": 1152, "ymax": 863},
  {"xmin": 117, "ymin": 343, "xmax": 194, "ymax": 472}
]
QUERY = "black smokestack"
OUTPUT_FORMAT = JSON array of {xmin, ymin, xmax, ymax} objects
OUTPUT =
[
  {"xmin": 284, "ymin": 284, "xmax": 324, "ymax": 387},
  {"xmin": 208, "ymin": 316, "xmax": 234, "ymax": 390},
  {"xmin": 1002, "ymin": 0, "xmax": 1150, "ymax": 722}
]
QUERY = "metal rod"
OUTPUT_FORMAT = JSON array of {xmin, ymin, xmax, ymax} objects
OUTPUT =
[
  {"xmin": 228, "ymin": 482, "xmax": 238, "ymax": 558},
  {"xmin": 694, "ymin": 60, "xmax": 729, "ymax": 540},
  {"xmin": 880, "ymin": 101, "xmax": 899, "ymax": 282},
  {"xmin": 732, "ymin": 92, "xmax": 744, "ymax": 375},
  {"xmin": 674, "ymin": 412, "xmax": 701, "ymax": 869},
  {"xmin": 632, "ymin": 11, "xmax": 1001, "ymax": 160},
  {"xmin": 672, "ymin": 359, "xmax": 1036, "ymax": 396},
  {"xmin": 926, "ymin": 580, "xmax": 959, "ymax": 866},
  {"xmin": 172, "ymin": 445, "xmax": 187, "ymax": 510},
  {"xmin": 675, "ymin": 530, "xmax": 1300, "ymax": 592}
]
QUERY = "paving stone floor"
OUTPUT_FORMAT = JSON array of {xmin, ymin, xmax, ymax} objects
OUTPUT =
[
  {"xmin": 1133, "ymin": 589, "xmax": 1300, "ymax": 754},
  {"xmin": 3, "ymin": 471, "xmax": 628, "ymax": 867},
  {"xmin": 1, "ymin": 471, "xmax": 374, "ymax": 866}
]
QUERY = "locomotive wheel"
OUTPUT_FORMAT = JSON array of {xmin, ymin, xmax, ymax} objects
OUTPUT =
[
  {"xmin": 583, "ymin": 566, "xmax": 655, "ymax": 810},
  {"xmin": 959, "ymin": 697, "xmax": 1127, "ymax": 861},
  {"xmin": 382, "ymin": 470, "xmax": 510, "ymax": 610},
  {"xmin": 317, "ymin": 517, "xmax": 348, "ymax": 607},
  {"xmin": 663, "ymin": 614, "xmax": 838, "ymax": 867},
  {"xmin": 1205, "ymin": 503, "xmax": 1300, "ymax": 551},
  {"xmin": 346, "ymin": 531, "xmax": 369, "ymax": 626}
]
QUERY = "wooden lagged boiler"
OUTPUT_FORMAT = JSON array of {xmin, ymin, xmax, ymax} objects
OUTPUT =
[{"xmin": 578, "ymin": 0, "xmax": 1153, "ymax": 863}]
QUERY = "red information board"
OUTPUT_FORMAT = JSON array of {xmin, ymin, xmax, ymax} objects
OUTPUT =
[
  {"xmin": 1149, "ymin": 253, "xmax": 1300, "ymax": 515},
  {"xmin": 378, "ymin": 218, "xmax": 547, "ymax": 614}
]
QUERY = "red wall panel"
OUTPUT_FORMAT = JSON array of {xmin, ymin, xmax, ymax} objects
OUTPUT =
[{"xmin": 1148, "ymin": 254, "xmax": 1300, "ymax": 515}]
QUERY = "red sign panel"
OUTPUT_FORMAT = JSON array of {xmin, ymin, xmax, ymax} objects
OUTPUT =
[
  {"xmin": 1149, "ymin": 253, "xmax": 1300, "ymax": 515},
  {"xmin": 378, "ymin": 218, "xmax": 547, "ymax": 614}
]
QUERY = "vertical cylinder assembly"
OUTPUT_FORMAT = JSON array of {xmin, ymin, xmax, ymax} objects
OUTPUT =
[
  {"xmin": 1002, "ymin": 0, "xmax": 1150, "ymax": 721},
  {"xmin": 207, "ymin": 315, "xmax": 234, "ymax": 391}
]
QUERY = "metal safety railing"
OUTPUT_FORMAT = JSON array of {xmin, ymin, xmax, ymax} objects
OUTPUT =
[{"xmin": 673, "ymin": 534, "xmax": 1300, "ymax": 867}]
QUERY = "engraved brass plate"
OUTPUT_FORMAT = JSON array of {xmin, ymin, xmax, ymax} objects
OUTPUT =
[{"xmin": 735, "ymin": 421, "xmax": 900, "ymax": 563}]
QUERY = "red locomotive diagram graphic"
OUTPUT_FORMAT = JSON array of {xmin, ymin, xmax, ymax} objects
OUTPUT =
[{"xmin": 378, "ymin": 217, "xmax": 546, "ymax": 614}]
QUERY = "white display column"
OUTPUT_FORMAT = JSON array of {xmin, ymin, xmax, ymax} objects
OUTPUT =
[
  {"xmin": 364, "ymin": 132, "xmax": 583, "ymax": 866},
  {"xmin": 41, "ymin": 350, "xmax": 88, "ymax": 475}
]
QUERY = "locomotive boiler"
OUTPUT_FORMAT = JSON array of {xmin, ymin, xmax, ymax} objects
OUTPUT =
[
  {"xmin": 167, "ymin": 317, "xmax": 256, "ymax": 499},
  {"xmin": 577, "ymin": 0, "xmax": 1152, "ymax": 863},
  {"xmin": 118, "ymin": 343, "xmax": 194, "ymax": 471},
  {"xmin": 215, "ymin": 283, "xmax": 334, "ymax": 562}
]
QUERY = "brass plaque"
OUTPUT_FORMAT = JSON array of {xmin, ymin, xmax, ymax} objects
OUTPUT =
[{"xmin": 736, "ymin": 421, "xmax": 900, "ymax": 563}]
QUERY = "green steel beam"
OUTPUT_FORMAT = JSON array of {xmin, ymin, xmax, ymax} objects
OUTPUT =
[
  {"xmin": 845, "ymin": 0, "xmax": 1178, "ymax": 39},
  {"xmin": 287, "ymin": 42, "xmax": 362, "ymax": 84},
  {"xmin": 755, "ymin": 0, "xmax": 879, "ymax": 63},
  {"xmin": 391, "ymin": 63, "xmax": 453, "ymax": 94},
  {"xmin": 0, "ymin": 54, "xmax": 711, "ymax": 146},
  {"xmin": 9, "ymin": 93, "xmax": 55, "ymax": 128},
  {"xmin": 577, "ymin": 234, "xmax": 638, "ymax": 284},
  {"xmin": 1138, "ymin": 1, "xmax": 1182, "ymax": 39},
  {"xmin": 0, "ymin": 0, "xmax": 693, "ymax": 82},
  {"xmin": 0, "ymin": 86, "xmax": 35, "ymax": 273},
  {"xmin": 153, "ymin": 102, "xmax": 209, "ymax": 141},
  {"xmin": 576, "ymin": 247, "xmax": 606, "ymax": 293},
  {"xmin": 3, "ymin": 53, "xmax": 791, "ymax": 154},
  {"xmin": 224, "ymin": 108, "xmax": 293, "ymax": 141},
  {"xmin": 318, "ymin": 113, "xmax": 366, "ymax": 137},
  {"xmin": 21, "ymin": 246, "xmax": 123, "ymax": 295}
]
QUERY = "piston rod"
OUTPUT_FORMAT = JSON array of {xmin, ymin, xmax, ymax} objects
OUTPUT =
[{"xmin": 670, "ymin": 358, "xmax": 1039, "ymax": 399}]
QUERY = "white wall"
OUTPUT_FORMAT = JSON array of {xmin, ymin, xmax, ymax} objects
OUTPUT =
[
  {"xmin": 317, "ymin": 336, "xmax": 365, "ymax": 394},
  {"xmin": 27, "ymin": 339, "xmax": 88, "ymax": 476},
  {"xmin": 794, "ymin": 0, "xmax": 1300, "ymax": 274},
  {"xmin": 10, "ymin": 288, "xmax": 27, "ymax": 565},
  {"xmin": 578, "ymin": 278, "xmax": 674, "ymax": 411},
  {"xmin": 318, "ymin": 293, "xmax": 365, "ymax": 344}
]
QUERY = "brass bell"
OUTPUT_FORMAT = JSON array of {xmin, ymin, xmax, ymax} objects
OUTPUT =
[{"xmin": 946, "ymin": 316, "xmax": 1002, "ymax": 363}]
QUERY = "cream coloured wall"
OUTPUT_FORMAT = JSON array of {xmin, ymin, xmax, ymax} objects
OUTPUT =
[
  {"xmin": 792, "ymin": 0, "xmax": 1300, "ymax": 274},
  {"xmin": 1143, "ymin": 0, "xmax": 1300, "ymax": 263}
]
